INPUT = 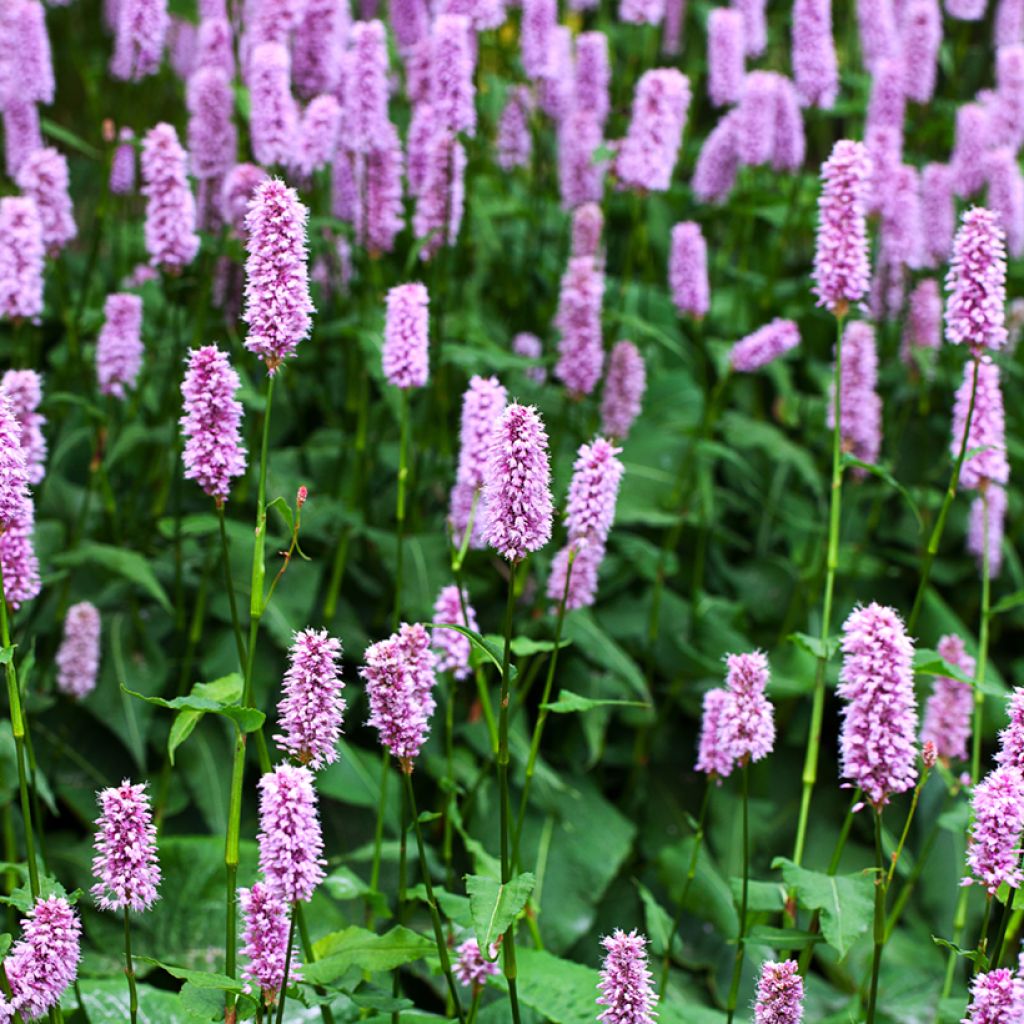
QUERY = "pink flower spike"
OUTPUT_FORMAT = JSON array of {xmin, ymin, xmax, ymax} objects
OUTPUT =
[
  {"xmin": 258, "ymin": 764, "xmax": 326, "ymax": 903},
  {"xmin": 110, "ymin": 128, "xmax": 136, "ymax": 195},
  {"xmin": 920, "ymin": 634, "xmax": 975, "ymax": 763},
  {"xmin": 0, "ymin": 393, "xmax": 31, "ymax": 532},
  {"xmin": 696, "ymin": 687, "xmax": 733, "ymax": 779},
  {"xmin": 596, "ymin": 929, "xmax": 658, "ymax": 1024},
  {"xmin": 383, "ymin": 283, "xmax": 430, "ymax": 389},
  {"xmin": 718, "ymin": 650, "xmax": 776, "ymax": 767},
  {"xmin": 0, "ymin": 370, "xmax": 46, "ymax": 486},
  {"xmin": 669, "ymin": 221, "xmax": 710, "ymax": 318},
  {"xmin": 15, "ymin": 148, "xmax": 76, "ymax": 255},
  {"xmin": 187, "ymin": 66, "xmax": 237, "ymax": 181},
  {"xmin": 707, "ymin": 8, "xmax": 745, "ymax": 107},
  {"xmin": 453, "ymin": 938, "xmax": 499, "ymax": 988},
  {"xmin": 513, "ymin": 333, "xmax": 546, "ymax": 384},
  {"xmin": 248, "ymin": 42, "xmax": 299, "ymax": 169},
  {"xmin": 732, "ymin": 0, "xmax": 766, "ymax": 56},
  {"xmin": 0, "ymin": 196, "xmax": 44, "ymax": 322},
  {"xmin": 97, "ymin": 293, "xmax": 144, "ymax": 400},
  {"xmin": 828, "ymin": 320, "xmax": 882, "ymax": 470},
  {"xmin": 792, "ymin": 0, "xmax": 837, "ymax": 109},
  {"xmin": 571, "ymin": 203, "xmax": 605, "ymax": 259},
  {"xmin": 239, "ymin": 881, "xmax": 301, "ymax": 1004},
  {"xmin": 952, "ymin": 357, "xmax": 1008, "ymax": 491},
  {"xmin": 730, "ymin": 318, "xmax": 800, "ymax": 372},
  {"xmin": 56, "ymin": 602, "xmax": 101, "ymax": 700},
  {"xmin": 968, "ymin": 484, "xmax": 1007, "ymax": 581},
  {"xmin": 615, "ymin": 68, "xmax": 690, "ymax": 192},
  {"xmin": 964, "ymin": 766, "xmax": 1024, "ymax": 894},
  {"xmin": 754, "ymin": 960, "xmax": 804, "ymax": 1024},
  {"xmin": 141, "ymin": 123, "xmax": 199, "ymax": 273},
  {"xmin": 945, "ymin": 207, "xmax": 1008, "ymax": 352},
  {"xmin": 91, "ymin": 780, "xmax": 161, "ymax": 913},
  {"xmin": 554, "ymin": 255, "xmax": 605, "ymax": 397},
  {"xmin": 997, "ymin": 687, "xmax": 1024, "ymax": 772},
  {"xmin": 962, "ymin": 969, "xmax": 1024, "ymax": 1023},
  {"xmin": 600, "ymin": 339, "xmax": 646, "ymax": 440},
  {"xmin": 110, "ymin": 0, "xmax": 168, "ymax": 81},
  {"xmin": 431, "ymin": 585, "xmax": 478, "ymax": 680}
]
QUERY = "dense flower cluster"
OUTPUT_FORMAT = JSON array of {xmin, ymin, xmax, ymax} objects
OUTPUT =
[{"xmin": 91, "ymin": 780, "xmax": 161, "ymax": 912}]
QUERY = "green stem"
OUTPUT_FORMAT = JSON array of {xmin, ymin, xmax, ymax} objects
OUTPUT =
[
  {"xmin": 368, "ymin": 747, "xmax": 389, "ymax": 929},
  {"xmin": 975, "ymin": 897, "xmax": 993, "ymax": 975},
  {"xmin": 866, "ymin": 809, "xmax": 886, "ymax": 1024},
  {"xmin": 885, "ymin": 808, "xmax": 944, "ymax": 942},
  {"xmin": 124, "ymin": 910, "xmax": 138, "ymax": 1024},
  {"xmin": 971, "ymin": 488, "xmax": 991, "ymax": 786},
  {"xmin": 886, "ymin": 769, "xmax": 930, "ymax": 888},
  {"xmin": 224, "ymin": 731, "xmax": 244, "ymax": 982},
  {"xmin": 403, "ymin": 770, "xmax": 467, "ymax": 1024},
  {"xmin": 295, "ymin": 904, "xmax": 336, "ymax": 1024},
  {"xmin": 274, "ymin": 908, "xmax": 297, "ymax": 1024},
  {"xmin": 792, "ymin": 312, "xmax": 846, "ymax": 868},
  {"xmin": 393, "ymin": 391, "xmax": 411, "ymax": 630},
  {"xmin": 990, "ymin": 879, "xmax": 1017, "ymax": 969},
  {"xmin": 941, "ymin": 887, "xmax": 970, "ymax": 998},
  {"xmin": 907, "ymin": 356, "xmax": 980, "ymax": 636},
  {"xmin": 218, "ymin": 503, "xmax": 247, "ymax": 673},
  {"xmin": 724, "ymin": 761, "xmax": 750, "ymax": 1024}
]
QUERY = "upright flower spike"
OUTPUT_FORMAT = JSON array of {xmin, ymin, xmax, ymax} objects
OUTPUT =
[
  {"xmin": 390, "ymin": 0, "xmax": 428, "ymax": 52},
  {"xmin": 413, "ymin": 133, "xmax": 466, "ymax": 259},
  {"xmin": 2, "ymin": 896, "xmax": 82, "ymax": 1023},
  {"xmin": 952, "ymin": 357, "xmax": 1009, "ymax": 492},
  {"xmin": 736, "ymin": 71, "xmax": 778, "ymax": 167},
  {"xmin": 662, "ymin": 0, "xmax": 684, "ymax": 52},
  {"xmin": 837, "ymin": 603, "xmax": 918, "ymax": 807},
  {"xmin": 186, "ymin": 66, "xmax": 237, "ymax": 181},
  {"xmin": 344, "ymin": 20, "xmax": 390, "ymax": 155},
  {"xmin": 692, "ymin": 110, "xmax": 741, "ymax": 204},
  {"xmin": 730, "ymin": 318, "xmax": 800, "ymax": 372},
  {"xmin": 1, "ymin": 370, "xmax": 46, "ymax": 485},
  {"xmin": 997, "ymin": 0, "xmax": 1024, "ymax": 47},
  {"xmin": 997, "ymin": 687, "xmax": 1024, "ymax": 770},
  {"xmin": 239, "ymin": 882, "xmax": 300, "ymax": 1005},
  {"xmin": 696, "ymin": 687, "xmax": 733, "ymax": 779},
  {"xmin": 383, "ymin": 283, "xmax": 430, "ymax": 389},
  {"xmin": 829, "ymin": 320, "xmax": 882, "ymax": 469},
  {"xmin": 483, "ymin": 403, "xmax": 553, "ymax": 562},
  {"xmin": 813, "ymin": 139, "xmax": 873, "ymax": 314},
  {"xmin": 292, "ymin": 0, "xmax": 346, "ymax": 97},
  {"xmin": 754, "ymin": 960, "xmax": 804, "ymax": 1024},
  {"xmin": 669, "ymin": 221, "xmax": 710, "ymax": 318},
  {"xmin": 15, "ymin": 148, "xmax": 76, "ymax": 255},
  {"xmin": 0, "ymin": 496, "xmax": 39, "ymax": 611},
  {"xmin": 4, "ymin": 0, "xmax": 54, "ymax": 105},
  {"xmin": 292, "ymin": 94, "xmax": 342, "ymax": 181},
  {"xmin": 0, "ymin": 393, "xmax": 30, "ymax": 532},
  {"xmin": 180, "ymin": 345, "xmax": 247, "ymax": 505},
  {"xmin": 901, "ymin": 278, "xmax": 942, "ymax": 365},
  {"xmin": 986, "ymin": 148, "xmax": 1024, "ymax": 260},
  {"xmin": 243, "ymin": 179, "xmax": 314, "ymax": 374},
  {"xmin": 513, "ymin": 332, "xmax": 546, "ymax": 384},
  {"xmin": 856, "ymin": 0, "xmax": 898, "ymax": 72},
  {"xmin": 141, "ymin": 123, "xmax": 199, "ymax": 273},
  {"xmin": 431, "ymin": 14, "xmax": 476, "ymax": 138},
  {"xmin": 920, "ymin": 162, "xmax": 955, "ymax": 268},
  {"xmin": 91, "ymin": 780, "xmax": 161, "ymax": 912},
  {"xmin": 96, "ymin": 293, "xmax": 144, "ymax": 400},
  {"xmin": 707, "ymin": 7, "xmax": 745, "ymax": 107},
  {"xmin": 110, "ymin": 0, "xmax": 168, "ymax": 80},
  {"xmin": 900, "ymin": 0, "xmax": 940, "ymax": 104},
  {"xmin": 575, "ymin": 32, "xmax": 611, "ymax": 125},
  {"xmin": 994, "ymin": 44, "xmax": 1024, "ymax": 151},
  {"xmin": 968, "ymin": 485, "xmax": 1007, "ymax": 580},
  {"xmin": 0, "ymin": 196, "xmax": 44, "ymax": 322},
  {"xmin": 538, "ymin": 25, "xmax": 574, "ymax": 122},
  {"xmin": 718, "ymin": 651, "xmax": 776, "ymax": 767},
  {"xmin": 772, "ymin": 76, "xmax": 806, "ymax": 172},
  {"xmin": 221, "ymin": 164, "xmax": 269, "ymax": 236},
  {"xmin": 946, "ymin": 0, "xmax": 986, "ymax": 17},
  {"xmin": 557, "ymin": 110, "xmax": 606, "ymax": 210},
  {"xmin": 951, "ymin": 103, "xmax": 992, "ymax": 199},
  {"xmin": 521, "ymin": 0, "xmax": 555, "ymax": 78},
  {"xmin": 945, "ymin": 207, "xmax": 1009, "ymax": 352},
  {"xmin": 732, "ymin": 0, "xmax": 766, "ymax": 55},
  {"xmin": 964, "ymin": 766, "xmax": 1024, "ymax": 893},
  {"xmin": 2, "ymin": 102, "xmax": 42, "ymax": 180},
  {"xmin": 963, "ymin": 969, "xmax": 1024, "ymax": 1024},
  {"xmin": 453, "ymin": 938, "xmax": 500, "ymax": 988},
  {"xmin": 562, "ymin": 437, "xmax": 625, "ymax": 546},
  {"xmin": 431, "ymin": 584, "xmax": 478, "ymax": 680},
  {"xmin": 110, "ymin": 127, "xmax": 136, "ymax": 195},
  {"xmin": 496, "ymin": 86, "xmax": 532, "ymax": 170},
  {"xmin": 196, "ymin": 15, "xmax": 235, "ymax": 75},
  {"xmin": 615, "ymin": 68, "xmax": 690, "ymax": 192},
  {"xmin": 572, "ymin": 203, "xmax": 605, "ymax": 259},
  {"xmin": 248, "ymin": 42, "xmax": 299, "ymax": 168},
  {"xmin": 600, "ymin": 340, "xmax": 646, "ymax": 440},
  {"xmin": 56, "ymin": 602, "xmax": 101, "ymax": 700},
  {"xmin": 792, "ymin": 0, "xmax": 838, "ymax": 109},
  {"xmin": 257, "ymin": 764, "xmax": 326, "ymax": 903},
  {"xmin": 596, "ymin": 930, "xmax": 658, "ymax": 1024},
  {"xmin": 450, "ymin": 374, "xmax": 508, "ymax": 549},
  {"xmin": 359, "ymin": 121, "xmax": 406, "ymax": 256},
  {"xmin": 554, "ymin": 255, "xmax": 605, "ymax": 397},
  {"xmin": 275, "ymin": 628, "xmax": 345, "ymax": 770},
  {"xmin": 920, "ymin": 634, "xmax": 975, "ymax": 763}
]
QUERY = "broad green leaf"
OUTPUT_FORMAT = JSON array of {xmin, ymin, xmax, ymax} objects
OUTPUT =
[
  {"xmin": 509, "ymin": 636, "xmax": 572, "ymax": 657},
  {"xmin": 746, "ymin": 925, "xmax": 819, "ymax": 949},
  {"xmin": 306, "ymin": 926, "xmax": 434, "ymax": 985},
  {"xmin": 68, "ymin": 980, "xmax": 200, "ymax": 1023},
  {"xmin": 430, "ymin": 625, "xmax": 517, "ymax": 681},
  {"xmin": 788, "ymin": 632, "xmax": 836, "ymax": 661},
  {"xmin": 541, "ymin": 690, "xmax": 650, "ymax": 714},
  {"xmin": 122, "ymin": 674, "xmax": 264, "ymax": 735},
  {"xmin": 135, "ymin": 959, "xmax": 245, "ymax": 993},
  {"xmin": 465, "ymin": 872, "xmax": 535, "ymax": 958},
  {"xmin": 913, "ymin": 649, "xmax": 973, "ymax": 686},
  {"xmin": 841, "ymin": 454, "xmax": 923, "ymax": 532},
  {"xmin": 53, "ymin": 543, "xmax": 172, "ymax": 612},
  {"xmin": 990, "ymin": 589, "xmax": 1024, "ymax": 617},
  {"xmin": 561, "ymin": 611, "xmax": 649, "ymax": 702}
]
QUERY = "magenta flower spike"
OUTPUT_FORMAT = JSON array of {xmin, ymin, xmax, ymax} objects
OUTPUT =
[
  {"xmin": 0, "ymin": 497, "xmax": 39, "ymax": 610},
  {"xmin": 345, "ymin": 20, "xmax": 390, "ymax": 156},
  {"xmin": 196, "ymin": 15, "xmax": 235, "ymax": 75},
  {"xmin": 572, "ymin": 203, "xmax": 605, "ymax": 259},
  {"xmin": 389, "ymin": 0, "xmax": 429, "ymax": 52},
  {"xmin": 732, "ymin": 0, "xmax": 766, "ymax": 55},
  {"xmin": 813, "ymin": 139, "xmax": 873, "ymax": 314},
  {"xmin": 952, "ymin": 357, "xmax": 1008, "ymax": 491},
  {"xmin": 615, "ymin": 68, "xmax": 690, "ymax": 192},
  {"xmin": 221, "ymin": 164, "xmax": 268, "ymax": 236},
  {"xmin": 946, "ymin": 0, "xmax": 987, "ymax": 18},
  {"xmin": 997, "ymin": 687, "xmax": 1024, "ymax": 771},
  {"xmin": 718, "ymin": 650, "xmax": 776, "ymax": 767},
  {"xmin": 754, "ymin": 960, "xmax": 804, "ymax": 1024},
  {"xmin": 413, "ymin": 133, "xmax": 465, "ymax": 259},
  {"xmin": 662, "ymin": 0, "xmax": 684, "ymax": 52},
  {"xmin": 0, "ymin": 197, "xmax": 44, "ymax": 323},
  {"xmin": 669, "ymin": 221, "xmax": 710, "ymax": 319},
  {"xmin": 186, "ymin": 66, "xmax": 237, "ymax": 181},
  {"xmin": 901, "ymin": 0, "xmax": 940, "ymax": 104},
  {"xmin": 838, "ymin": 603, "xmax": 918, "ymax": 807},
  {"xmin": 856, "ymin": 0, "xmax": 898, "ymax": 72},
  {"xmin": 431, "ymin": 14, "xmax": 476, "ymax": 138},
  {"xmin": 91, "ymin": 780, "xmax": 161, "ymax": 912},
  {"xmin": 243, "ymin": 178, "xmax": 313, "ymax": 373},
  {"xmin": 546, "ymin": 541, "xmax": 605, "ymax": 611},
  {"xmin": 792, "ymin": 0, "xmax": 837, "ymax": 109},
  {"xmin": 513, "ymin": 333, "xmax": 546, "ymax": 384},
  {"xmin": 557, "ymin": 110, "xmax": 606, "ymax": 210},
  {"xmin": 575, "ymin": 32, "xmax": 611, "ymax": 125},
  {"xmin": 453, "ymin": 938, "xmax": 500, "ymax": 988},
  {"xmin": 239, "ymin": 881, "xmax": 301, "ymax": 1005},
  {"xmin": 964, "ymin": 766, "xmax": 1024, "ymax": 893},
  {"xmin": 994, "ymin": 44, "xmax": 1024, "ymax": 150},
  {"xmin": 431, "ymin": 584, "xmax": 478, "ymax": 680},
  {"xmin": 293, "ymin": 94, "xmax": 342, "ymax": 180},
  {"xmin": 945, "ymin": 207, "xmax": 1008, "ymax": 352},
  {"xmin": 963, "ymin": 969, "xmax": 1024, "ymax": 1023},
  {"xmin": 96, "ymin": 293, "xmax": 144, "ymax": 400},
  {"xmin": 772, "ymin": 76, "xmax": 806, "ymax": 172},
  {"xmin": 141, "ymin": 123, "xmax": 199, "ymax": 273},
  {"xmin": 275, "ymin": 628, "xmax": 345, "ymax": 770},
  {"xmin": 601, "ymin": 340, "xmax": 646, "ymax": 440},
  {"xmin": 110, "ymin": 0, "xmax": 168, "ymax": 80},
  {"xmin": 408, "ymin": 103, "xmax": 437, "ymax": 196},
  {"xmin": 0, "ymin": 392, "xmax": 30, "ymax": 533},
  {"xmin": 248, "ymin": 42, "xmax": 299, "ymax": 169},
  {"xmin": 292, "ymin": 0, "xmax": 347, "ymax": 97},
  {"xmin": 497, "ymin": 86, "xmax": 532, "ymax": 170},
  {"xmin": 257, "ymin": 764, "xmax": 326, "ymax": 903},
  {"xmin": 985, "ymin": 149, "xmax": 1024, "ymax": 260},
  {"xmin": 920, "ymin": 163, "xmax": 955, "ymax": 268},
  {"xmin": 951, "ymin": 103, "xmax": 993, "ymax": 199},
  {"xmin": 968, "ymin": 484, "xmax": 1007, "ymax": 580},
  {"xmin": 901, "ymin": 278, "xmax": 942, "ymax": 365},
  {"xmin": 56, "ymin": 601, "xmax": 101, "ymax": 700},
  {"xmin": 180, "ymin": 345, "xmax": 247, "ymax": 505},
  {"xmin": 554, "ymin": 255, "xmax": 605, "ymax": 397},
  {"xmin": 15, "ymin": 147, "xmax": 76, "ymax": 255},
  {"xmin": 0, "ymin": 370, "xmax": 45, "ymax": 486},
  {"xmin": 538, "ymin": 25, "xmax": 575, "ymax": 122},
  {"xmin": 357, "ymin": 122, "xmax": 406, "ymax": 255},
  {"xmin": 828, "ymin": 320, "xmax": 881, "ymax": 470},
  {"xmin": 730, "ymin": 318, "xmax": 800, "ymax": 372},
  {"xmin": 483, "ymin": 403, "xmax": 553, "ymax": 562},
  {"xmin": 110, "ymin": 127, "xmax": 136, "ymax": 195},
  {"xmin": 562, "ymin": 437, "xmax": 625, "ymax": 547},
  {"xmin": 693, "ymin": 110, "xmax": 741, "ymax": 204},
  {"xmin": 1, "ymin": 896, "xmax": 82, "ymax": 1022},
  {"xmin": 736, "ymin": 71, "xmax": 778, "ymax": 167},
  {"xmin": 707, "ymin": 8, "xmax": 745, "ymax": 107},
  {"xmin": 2, "ymin": 102, "xmax": 42, "ymax": 179},
  {"xmin": 596, "ymin": 929, "xmax": 658, "ymax": 1024},
  {"xmin": 5, "ymin": 0, "xmax": 54, "ymax": 105},
  {"xmin": 520, "ymin": 0, "xmax": 555, "ymax": 78},
  {"xmin": 696, "ymin": 687, "xmax": 733, "ymax": 779},
  {"xmin": 383, "ymin": 283, "xmax": 430, "ymax": 389},
  {"xmin": 920, "ymin": 634, "xmax": 975, "ymax": 762}
]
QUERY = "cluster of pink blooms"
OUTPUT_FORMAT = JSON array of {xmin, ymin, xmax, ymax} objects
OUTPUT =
[
  {"xmin": 0, "ymin": 393, "xmax": 40, "ymax": 609},
  {"xmin": 239, "ymin": 881, "xmax": 301, "ymax": 1004},
  {"xmin": 669, "ymin": 221, "xmax": 710, "ymax": 319},
  {"xmin": 963, "ymin": 968, "xmax": 1024, "ymax": 1024},
  {"xmin": 56, "ymin": 601, "xmax": 101, "ymax": 700},
  {"xmin": 596, "ymin": 929, "xmax": 658, "ymax": 1024},
  {"xmin": 141, "ymin": 123, "xmax": 199, "ymax": 273},
  {"xmin": 91, "ymin": 780, "xmax": 162, "ymax": 912},
  {"xmin": 275, "ymin": 628, "xmax": 346, "ymax": 770},
  {"xmin": 97, "ymin": 293, "xmax": 144, "ymax": 399},
  {"xmin": 969, "ymin": 484, "xmax": 1009, "ymax": 578},
  {"xmin": 945, "ymin": 207, "xmax": 1009, "ymax": 352},
  {"xmin": 383, "ymin": 282, "xmax": 430, "ymax": 389},
  {"xmin": 996, "ymin": 688, "xmax": 1024, "ymax": 772},
  {"xmin": 615, "ymin": 69, "xmax": 690, "ymax": 192},
  {"xmin": 15, "ymin": 147, "xmax": 75, "ymax": 254},
  {"xmin": 730, "ymin": 319, "xmax": 801, "ymax": 373},
  {"xmin": 964, "ymin": 766, "xmax": 1024, "ymax": 893},
  {"xmin": 554, "ymin": 255, "xmax": 605, "ymax": 398},
  {"xmin": 110, "ymin": 0, "xmax": 167, "ymax": 81},
  {"xmin": 920, "ymin": 634, "xmax": 975, "ymax": 763},
  {"xmin": 0, "ymin": 197, "xmax": 44, "ymax": 322},
  {"xmin": 453, "ymin": 938, "xmax": 500, "ymax": 988},
  {"xmin": 754, "ymin": 959, "xmax": 804, "ymax": 1024},
  {"xmin": 953, "ymin": 358, "xmax": 1009, "ymax": 492},
  {"xmin": 829, "ymin": 320, "xmax": 882, "ymax": 469},
  {"xmin": 257, "ymin": 763, "xmax": 326, "ymax": 903},
  {"xmin": 1, "ymin": 370, "xmax": 46, "ymax": 485},
  {"xmin": 432, "ymin": 585, "xmax": 479, "ymax": 680},
  {"xmin": 600, "ymin": 340, "xmax": 646, "ymax": 440}
]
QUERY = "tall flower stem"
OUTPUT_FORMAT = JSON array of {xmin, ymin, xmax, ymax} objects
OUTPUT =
[
  {"xmin": 511, "ymin": 550, "xmax": 574, "ymax": 870},
  {"xmin": 367, "ymin": 748, "xmax": 389, "ymax": 928},
  {"xmin": 974, "ymin": 897, "xmax": 994, "ymax": 974},
  {"xmin": 498, "ymin": 562, "xmax": 523, "ymax": 1024},
  {"xmin": 792, "ymin": 312, "xmax": 846, "ymax": 868},
  {"xmin": 886, "ymin": 768, "xmax": 930, "ymax": 887},
  {"xmin": 217, "ymin": 503, "xmax": 247, "ymax": 672},
  {"xmin": 124, "ymin": 909, "xmax": 138, "ymax": 1024},
  {"xmin": 295, "ymin": 905, "xmax": 336, "ymax": 1024},
  {"xmin": 971, "ymin": 488, "xmax": 992, "ymax": 786},
  {"xmin": 866, "ymin": 809, "xmax": 886, "ymax": 1024},
  {"xmin": 393, "ymin": 391, "xmax": 411, "ymax": 630},
  {"xmin": 941, "ymin": 887, "xmax": 970, "ymax": 998},
  {"xmin": 885, "ymin": 803, "xmax": 946, "ymax": 941},
  {"xmin": 658, "ymin": 780, "xmax": 711, "ymax": 996},
  {"xmin": 274, "ymin": 909, "xmax": 297, "ymax": 1024},
  {"xmin": 724, "ymin": 761, "xmax": 750, "ymax": 1024},
  {"xmin": 402, "ymin": 770, "xmax": 467, "ymax": 1024},
  {"xmin": 907, "ymin": 356, "xmax": 980, "ymax": 636},
  {"xmin": 989, "ymin": 889, "xmax": 1015, "ymax": 968}
]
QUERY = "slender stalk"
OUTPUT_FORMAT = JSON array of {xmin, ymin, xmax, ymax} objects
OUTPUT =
[
  {"xmin": 367, "ymin": 748, "xmax": 389, "ymax": 928},
  {"xmin": 907, "ymin": 356, "xmax": 980, "ymax": 636},
  {"xmin": 792, "ymin": 312, "xmax": 846, "ymax": 868},
  {"xmin": 394, "ymin": 779, "xmax": 409, "ymax": 1024},
  {"xmin": 467, "ymin": 988, "xmax": 482, "ymax": 1024},
  {"xmin": 886, "ymin": 768, "xmax": 930, "ymax": 888},
  {"xmin": 724, "ymin": 761, "xmax": 750, "ymax": 1024},
  {"xmin": 497, "ymin": 562, "xmax": 522, "ymax": 1024},
  {"xmin": 224, "ymin": 731, "xmax": 244, "ymax": 981},
  {"xmin": 274, "ymin": 909, "xmax": 297, "ymax": 1024},
  {"xmin": 124, "ymin": 910, "xmax": 138, "ymax": 1024},
  {"xmin": 658, "ymin": 781, "xmax": 711, "ymax": 996},
  {"xmin": 511, "ymin": 550, "xmax": 574, "ymax": 870},
  {"xmin": 941, "ymin": 887, "xmax": 970, "ymax": 998},
  {"xmin": 295, "ymin": 904, "xmax": 337, "ymax": 1024},
  {"xmin": 885, "ymin": 809, "xmax": 944, "ymax": 942},
  {"xmin": 989, "ymin": 866, "xmax": 1019, "ymax": 969},
  {"xmin": 866, "ymin": 810, "xmax": 886, "ymax": 1024},
  {"xmin": 974, "ymin": 897, "xmax": 993, "ymax": 975},
  {"xmin": 393, "ymin": 391, "xmax": 411, "ymax": 629},
  {"xmin": 403, "ymin": 770, "xmax": 468, "ymax": 1024},
  {"xmin": 971, "ymin": 488, "xmax": 991, "ymax": 786},
  {"xmin": 218, "ymin": 503, "xmax": 247, "ymax": 672}
]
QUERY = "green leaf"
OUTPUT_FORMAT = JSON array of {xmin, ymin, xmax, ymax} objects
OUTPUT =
[
  {"xmin": 122, "ymin": 673, "xmax": 264, "ymax": 736},
  {"xmin": 788, "ymin": 632, "xmax": 836, "ymax": 660},
  {"xmin": 774, "ymin": 858, "xmax": 874, "ymax": 959},
  {"xmin": 509, "ymin": 636, "xmax": 572, "ymax": 657},
  {"xmin": 561, "ymin": 610, "xmax": 649, "ymax": 702},
  {"xmin": 465, "ymin": 872, "xmax": 536, "ymax": 958},
  {"xmin": 268, "ymin": 494, "xmax": 295, "ymax": 534},
  {"xmin": 840, "ymin": 454, "xmax": 923, "ymax": 531},
  {"xmin": 746, "ymin": 925, "xmax": 819, "ymax": 950},
  {"xmin": 634, "ymin": 880, "xmax": 677, "ymax": 957},
  {"xmin": 167, "ymin": 710, "xmax": 203, "ymax": 765},
  {"xmin": 540, "ymin": 690, "xmax": 650, "ymax": 714},
  {"xmin": 990, "ymin": 589, "xmax": 1024, "ymax": 617},
  {"xmin": 306, "ymin": 926, "xmax": 434, "ymax": 985},
  {"xmin": 53, "ymin": 542, "xmax": 172, "ymax": 612},
  {"xmin": 427, "ymin": 624, "xmax": 516, "ymax": 681},
  {"xmin": 135, "ymin": 959, "xmax": 245, "ymax": 993}
]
